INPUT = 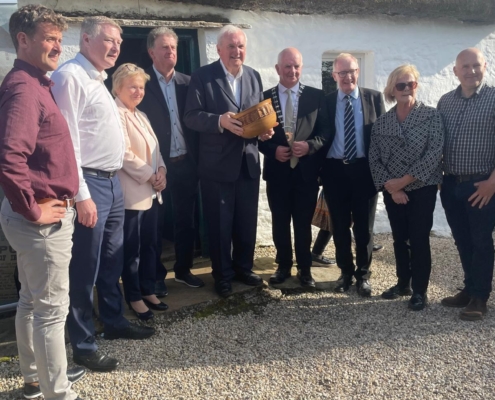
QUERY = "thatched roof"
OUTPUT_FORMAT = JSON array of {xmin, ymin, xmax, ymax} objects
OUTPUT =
[{"xmin": 161, "ymin": 0, "xmax": 495, "ymax": 24}]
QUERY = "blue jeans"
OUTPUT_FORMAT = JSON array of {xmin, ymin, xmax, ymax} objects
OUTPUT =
[{"xmin": 440, "ymin": 175, "xmax": 495, "ymax": 300}]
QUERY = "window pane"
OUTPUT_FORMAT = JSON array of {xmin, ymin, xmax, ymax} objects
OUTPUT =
[{"xmin": 322, "ymin": 60, "xmax": 337, "ymax": 95}]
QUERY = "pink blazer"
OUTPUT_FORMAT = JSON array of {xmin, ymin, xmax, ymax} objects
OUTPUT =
[{"xmin": 116, "ymin": 97, "xmax": 166, "ymax": 210}]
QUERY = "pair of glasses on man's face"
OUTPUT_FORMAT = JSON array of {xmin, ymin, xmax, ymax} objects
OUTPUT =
[{"xmin": 395, "ymin": 81, "xmax": 418, "ymax": 91}]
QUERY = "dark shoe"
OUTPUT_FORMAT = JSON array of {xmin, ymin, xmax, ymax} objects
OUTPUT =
[
  {"xmin": 441, "ymin": 289, "xmax": 470, "ymax": 308},
  {"xmin": 356, "ymin": 279, "xmax": 372, "ymax": 297},
  {"xmin": 460, "ymin": 297, "xmax": 487, "ymax": 321},
  {"xmin": 334, "ymin": 274, "xmax": 353, "ymax": 293},
  {"xmin": 381, "ymin": 284, "xmax": 413, "ymax": 300},
  {"xmin": 23, "ymin": 365, "xmax": 87, "ymax": 397},
  {"xmin": 104, "ymin": 324, "xmax": 155, "ymax": 340},
  {"xmin": 269, "ymin": 267, "xmax": 291, "ymax": 284},
  {"xmin": 142, "ymin": 298, "xmax": 168, "ymax": 311},
  {"xmin": 73, "ymin": 352, "xmax": 120, "ymax": 372},
  {"xmin": 128, "ymin": 303, "xmax": 154, "ymax": 321},
  {"xmin": 311, "ymin": 253, "xmax": 336, "ymax": 266},
  {"xmin": 372, "ymin": 244, "xmax": 384, "ymax": 252},
  {"xmin": 155, "ymin": 280, "xmax": 168, "ymax": 298},
  {"xmin": 66, "ymin": 366, "xmax": 86, "ymax": 384},
  {"xmin": 234, "ymin": 271, "xmax": 263, "ymax": 286},
  {"xmin": 175, "ymin": 273, "xmax": 205, "ymax": 288},
  {"xmin": 297, "ymin": 270, "xmax": 316, "ymax": 288},
  {"xmin": 215, "ymin": 280, "xmax": 232, "ymax": 298},
  {"xmin": 408, "ymin": 293, "xmax": 428, "ymax": 311}
]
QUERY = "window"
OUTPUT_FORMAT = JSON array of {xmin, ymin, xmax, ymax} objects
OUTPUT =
[{"xmin": 321, "ymin": 52, "xmax": 369, "ymax": 95}]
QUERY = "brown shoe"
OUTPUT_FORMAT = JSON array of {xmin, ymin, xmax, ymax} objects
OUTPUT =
[
  {"xmin": 460, "ymin": 298, "xmax": 487, "ymax": 321},
  {"xmin": 441, "ymin": 290, "xmax": 470, "ymax": 308}
]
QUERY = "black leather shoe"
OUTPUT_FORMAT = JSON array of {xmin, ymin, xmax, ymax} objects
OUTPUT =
[
  {"xmin": 408, "ymin": 293, "xmax": 428, "ymax": 311},
  {"xmin": 234, "ymin": 271, "xmax": 263, "ymax": 286},
  {"xmin": 372, "ymin": 244, "xmax": 384, "ymax": 252},
  {"xmin": 381, "ymin": 284, "xmax": 412, "ymax": 300},
  {"xmin": 104, "ymin": 324, "xmax": 155, "ymax": 340},
  {"xmin": 128, "ymin": 302, "xmax": 154, "ymax": 321},
  {"xmin": 215, "ymin": 280, "xmax": 232, "ymax": 298},
  {"xmin": 269, "ymin": 267, "xmax": 291, "ymax": 284},
  {"xmin": 143, "ymin": 298, "xmax": 168, "ymax": 311},
  {"xmin": 155, "ymin": 280, "xmax": 168, "ymax": 298},
  {"xmin": 356, "ymin": 279, "xmax": 372, "ymax": 297},
  {"xmin": 23, "ymin": 366, "xmax": 86, "ymax": 398},
  {"xmin": 334, "ymin": 274, "xmax": 353, "ymax": 293},
  {"xmin": 175, "ymin": 273, "xmax": 205, "ymax": 288},
  {"xmin": 311, "ymin": 253, "xmax": 336, "ymax": 265},
  {"xmin": 297, "ymin": 270, "xmax": 316, "ymax": 288},
  {"xmin": 73, "ymin": 352, "xmax": 120, "ymax": 372},
  {"xmin": 66, "ymin": 366, "xmax": 86, "ymax": 384}
]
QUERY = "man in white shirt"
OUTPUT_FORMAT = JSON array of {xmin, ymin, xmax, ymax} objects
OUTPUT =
[{"xmin": 51, "ymin": 16, "xmax": 154, "ymax": 373}]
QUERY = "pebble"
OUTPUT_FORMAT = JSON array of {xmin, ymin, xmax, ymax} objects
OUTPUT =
[{"xmin": 1, "ymin": 234, "xmax": 494, "ymax": 399}]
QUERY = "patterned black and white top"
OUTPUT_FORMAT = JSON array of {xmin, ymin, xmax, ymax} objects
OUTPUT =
[
  {"xmin": 438, "ymin": 82, "xmax": 495, "ymax": 175},
  {"xmin": 369, "ymin": 101, "xmax": 444, "ymax": 192}
]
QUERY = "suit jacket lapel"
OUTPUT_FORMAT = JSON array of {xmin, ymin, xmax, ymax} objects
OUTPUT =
[
  {"xmin": 294, "ymin": 86, "xmax": 308, "ymax": 141},
  {"xmin": 147, "ymin": 68, "xmax": 169, "ymax": 113},
  {"xmin": 360, "ymin": 87, "xmax": 371, "ymax": 126},
  {"xmin": 174, "ymin": 72, "xmax": 187, "ymax": 120},
  {"xmin": 213, "ymin": 60, "xmax": 238, "ymax": 109}
]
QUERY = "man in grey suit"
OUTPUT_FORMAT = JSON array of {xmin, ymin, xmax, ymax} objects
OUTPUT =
[{"xmin": 184, "ymin": 25, "xmax": 273, "ymax": 298}]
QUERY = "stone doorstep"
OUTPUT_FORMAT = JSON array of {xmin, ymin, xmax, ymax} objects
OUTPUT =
[{"xmin": 0, "ymin": 258, "xmax": 340, "ymax": 357}]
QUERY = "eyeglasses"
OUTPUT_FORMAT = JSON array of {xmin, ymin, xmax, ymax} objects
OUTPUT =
[
  {"xmin": 335, "ymin": 69, "xmax": 358, "ymax": 78},
  {"xmin": 395, "ymin": 81, "xmax": 418, "ymax": 91}
]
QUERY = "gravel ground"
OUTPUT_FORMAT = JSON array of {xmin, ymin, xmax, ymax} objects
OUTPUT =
[{"xmin": 1, "ymin": 233, "xmax": 495, "ymax": 400}]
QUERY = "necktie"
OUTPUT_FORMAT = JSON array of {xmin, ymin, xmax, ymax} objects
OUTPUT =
[
  {"xmin": 285, "ymin": 89, "xmax": 298, "ymax": 168},
  {"xmin": 343, "ymin": 95, "xmax": 357, "ymax": 162}
]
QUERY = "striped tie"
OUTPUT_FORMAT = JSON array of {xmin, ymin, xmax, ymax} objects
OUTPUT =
[{"xmin": 343, "ymin": 95, "xmax": 357, "ymax": 162}]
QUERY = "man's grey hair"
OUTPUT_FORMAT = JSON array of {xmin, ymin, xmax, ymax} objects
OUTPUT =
[
  {"xmin": 79, "ymin": 16, "xmax": 122, "ymax": 47},
  {"xmin": 333, "ymin": 52, "xmax": 359, "ymax": 70},
  {"xmin": 147, "ymin": 27, "xmax": 179, "ymax": 50},
  {"xmin": 277, "ymin": 48, "xmax": 303, "ymax": 65},
  {"xmin": 217, "ymin": 24, "xmax": 247, "ymax": 46}
]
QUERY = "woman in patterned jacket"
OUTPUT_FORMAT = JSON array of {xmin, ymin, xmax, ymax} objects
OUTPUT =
[{"xmin": 369, "ymin": 64, "xmax": 444, "ymax": 311}]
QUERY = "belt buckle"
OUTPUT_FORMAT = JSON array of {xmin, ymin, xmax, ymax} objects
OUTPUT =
[{"xmin": 343, "ymin": 159, "xmax": 349, "ymax": 165}]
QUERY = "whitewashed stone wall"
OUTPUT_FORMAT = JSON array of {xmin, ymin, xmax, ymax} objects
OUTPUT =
[{"xmin": 4, "ymin": 2, "xmax": 495, "ymax": 243}]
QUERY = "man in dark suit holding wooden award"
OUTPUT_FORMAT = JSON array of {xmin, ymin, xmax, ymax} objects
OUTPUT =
[
  {"xmin": 138, "ymin": 27, "xmax": 204, "ymax": 295},
  {"xmin": 184, "ymin": 25, "xmax": 274, "ymax": 298},
  {"xmin": 321, "ymin": 53, "xmax": 385, "ymax": 296},
  {"xmin": 259, "ymin": 48, "xmax": 331, "ymax": 287}
]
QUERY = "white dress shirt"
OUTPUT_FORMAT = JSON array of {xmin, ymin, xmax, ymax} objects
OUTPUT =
[
  {"xmin": 278, "ymin": 82, "xmax": 300, "ymax": 132},
  {"xmin": 51, "ymin": 53, "xmax": 125, "ymax": 201},
  {"xmin": 153, "ymin": 66, "xmax": 187, "ymax": 158},
  {"xmin": 327, "ymin": 86, "xmax": 365, "ymax": 159},
  {"xmin": 218, "ymin": 59, "xmax": 243, "ymax": 133}
]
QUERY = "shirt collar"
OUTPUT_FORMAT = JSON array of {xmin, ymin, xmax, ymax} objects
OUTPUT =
[
  {"xmin": 455, "ymin": 81, "xmax": 485, "ymax": 99},
  {"xmin": 153, "ymin": 65, "xmax": 176, "ymax": 85},
  {"xmin": 338, "ymin": 86, "xmax": 360, "ymax": 101},
  {"xmin": 219, "ymin": 59, "xmax": 243, "ymax": 79},
  {"xmin": 13, "ymin": 59, "xmax": 52, "ymax": 86},
  {"xmin": 75, "ymin": 53, "xmax": 107, "ymax": 81},
  {"xmin": 278, "ymin": 82, "xmax": 300, "ymax": 95}
]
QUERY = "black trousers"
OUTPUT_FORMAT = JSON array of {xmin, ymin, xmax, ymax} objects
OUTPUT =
[
  {"xmin": 122, "ymin": 199, "xmax": 159, "ymax": 303},
  {"xmin": 266, "ymin": 165, "xmax": 319, "ymax": 271},
  {"xmin": 321, "ymin": 158, "xmax": 377, "ymax": 280},
  {"xmin": 441, "ymin": 175, "xmax": 495, "ymax": 300},
  {"xmin": 200, "ymin": 155, "xmax": 259, "ymax": 282},
  {"xmin": 156, "ymin": 156, "xmax": 199, "ymax": 281},
  {"xmin": 313, "ymin": 229, "xmax": 332, "ymax": 256},
  {"xmin": 383, "ymin": 185, "xmax": 437, "ymax": 294}
]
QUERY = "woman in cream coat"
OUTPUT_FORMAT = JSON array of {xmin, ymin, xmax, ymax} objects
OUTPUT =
[{"xmin": 112, "ymin": 63, "xmax": 168, "ymax": 320}]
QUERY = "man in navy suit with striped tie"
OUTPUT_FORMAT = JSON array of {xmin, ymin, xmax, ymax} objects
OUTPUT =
[{"xmin": 320, "ymin": 53, "xmax": 385, "ymax": 297}]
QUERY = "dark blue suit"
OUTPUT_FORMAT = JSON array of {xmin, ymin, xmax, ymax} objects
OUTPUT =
[{"xmin": 184, "ymin": 60, "xmax": 263, "ymax": 282}]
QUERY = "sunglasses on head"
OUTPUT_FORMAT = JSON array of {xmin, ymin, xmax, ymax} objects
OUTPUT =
[{"xmin": 395, "ymin": 81, "xmax": 418, "ymax": 91}]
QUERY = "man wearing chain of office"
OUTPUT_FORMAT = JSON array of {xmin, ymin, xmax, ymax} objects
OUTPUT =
[{"xmin": 259, "ymin": 47, "xmax": 331, "ymax": 287}]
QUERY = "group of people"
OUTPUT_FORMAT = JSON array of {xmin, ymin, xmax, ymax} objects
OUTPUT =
[{"xmin": 1, "ymin": 4, "xmax": 495, "ymax": 400}]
